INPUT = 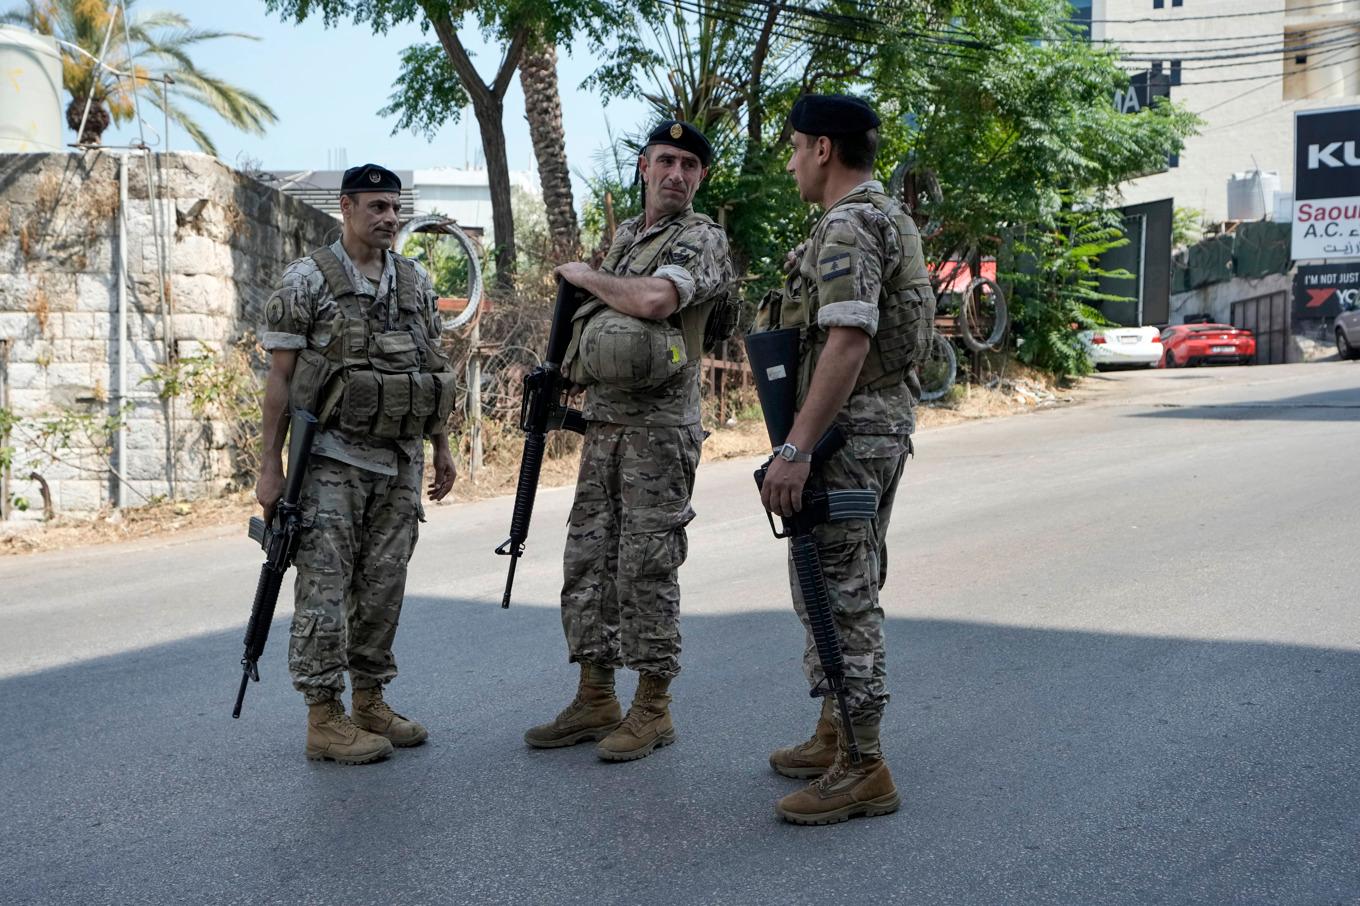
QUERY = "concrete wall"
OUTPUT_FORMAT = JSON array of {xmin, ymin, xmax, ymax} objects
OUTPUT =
[
  {"xmin": 1170, "ymin": 270, "xmax": 1336, "ymax": 363},
  {"xmin": 0, "ymin": 151, "xmax": 336, "ymax": 521}
]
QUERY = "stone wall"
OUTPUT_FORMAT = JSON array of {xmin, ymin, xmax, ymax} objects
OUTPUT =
[{"xmin": 0, "ymin": 151, "xmax": 337, "ymax": 521}]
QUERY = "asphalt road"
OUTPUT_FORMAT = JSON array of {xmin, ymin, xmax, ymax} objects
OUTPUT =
[{"xmin": 2, "ymin": 362, "xmax": 1358, "ymax": 905}]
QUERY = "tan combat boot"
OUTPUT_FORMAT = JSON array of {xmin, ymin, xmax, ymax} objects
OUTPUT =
[
  {"xmin": 305, "ymin": 698, "xmax": 394, "ymax": 765},
  {"xmin": 769, "ymin": 698, "xmax": 838, "ymax": 779},
  {"xmin": 524, "ymin": 663, "xmax": 623, "ymax": 748},
  {"xmin": 352, "ymin": 686, "xmax": 429, "ymax": 748},
  {"xmin": 596, "ymin": 672, "xmax": 677, "ymax": 762},
  {"xmin": 775, "ymin": 723, "xmax": 900, "ymax": 826}
]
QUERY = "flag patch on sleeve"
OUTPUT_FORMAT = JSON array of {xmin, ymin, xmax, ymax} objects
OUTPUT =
[{"xmin": 818, "ymin": 251, "xmax": 852, "ymax": 281}]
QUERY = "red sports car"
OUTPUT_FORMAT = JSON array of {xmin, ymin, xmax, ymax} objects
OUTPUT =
[{"xmin": 1160, "ymin": 323, "xmax": 1256, "ymax": 368}]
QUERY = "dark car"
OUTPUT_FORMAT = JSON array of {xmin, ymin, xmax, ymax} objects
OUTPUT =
[{"xmin": 1160, "ymin": 323, "xmax": 1256, "ymax": 368}]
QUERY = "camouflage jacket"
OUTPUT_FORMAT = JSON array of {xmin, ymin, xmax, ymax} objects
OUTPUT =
[
  {"xmin": 771, "ymin": 180, "xmax": 933, "ymax": 437},
  {"xmin": 260, "ymin": 240, "xmax": 443, "ymax": 475},
  {"xmin": 583, "ymin": 207, "xmax": 735, "ymax": 427}
]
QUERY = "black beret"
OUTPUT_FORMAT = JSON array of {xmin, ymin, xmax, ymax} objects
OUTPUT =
[
  {"xmin": 341, "ymin": 163, "xmax": 401, "ymax": 195},
  {"xmin": 643, "ymin": 120, "xmax": 713, "ymax": 167},
  {"xmin": 789, "ymin": 94, "xmax": 881, "ymax": 136}
]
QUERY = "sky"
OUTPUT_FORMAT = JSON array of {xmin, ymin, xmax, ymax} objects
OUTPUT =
[{"xmin": 99, "ymin": 1, "xmax": 653, "ymax": 204}]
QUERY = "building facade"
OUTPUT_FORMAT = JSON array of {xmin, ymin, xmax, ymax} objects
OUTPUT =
[{"xmin": 1092, "ymin": 0, "xmax": 1360, "ymax": 222}]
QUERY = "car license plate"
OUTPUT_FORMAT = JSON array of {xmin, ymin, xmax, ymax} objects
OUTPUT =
[
  {"xmin": 1212, "ymin": 345, "xmax": 1235, "ymax": 353},
  {"xmin": 1119, "ymin": 336, "xmax": 1139, "ymax": 344}
]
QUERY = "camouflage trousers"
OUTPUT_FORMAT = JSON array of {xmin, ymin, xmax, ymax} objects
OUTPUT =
[
  {"xmin": 788, "ymin": 435, "xmax": 908, "ymax": 728},
  {"xmin": 560, "ymin": 422, "xmax": 703, "ymax": 678},
  {"xmin": 289, "ymin": 453, "xmax": 423, "ymax": 705}
]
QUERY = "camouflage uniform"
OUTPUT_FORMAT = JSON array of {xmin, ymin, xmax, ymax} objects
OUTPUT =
[
  {"xmin": 561, "ymin": 207, "xmax": 734, "ymax": 679},
  {"xmin": 759, "ymin": 180, "xmax": 935, "ymax": 733},
  {"xmin": 260, "ymin": 240, "xmax": 444, "ymax": 704}
]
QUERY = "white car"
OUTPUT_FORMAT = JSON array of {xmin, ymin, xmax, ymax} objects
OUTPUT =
[{"xmin": 1080, "ymin": 325, "xmax": 1163, "ymax": 369}]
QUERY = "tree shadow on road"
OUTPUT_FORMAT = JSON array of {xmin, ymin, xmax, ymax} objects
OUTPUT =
[{"xmin": 2, "ymin": 599, "xmax": 1357, "ymax": 906}]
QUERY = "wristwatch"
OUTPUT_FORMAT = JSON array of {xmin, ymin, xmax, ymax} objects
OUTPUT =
[{"xmin": 774, "ymin": 442, "xmax": 812, "ymax": 463}]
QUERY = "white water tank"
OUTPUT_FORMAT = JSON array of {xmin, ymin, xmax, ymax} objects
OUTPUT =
[
  {"xmin": 0, "ymin": 26, "xmax": 64, "ymax": 153},
  {"xmin": 1226, "ymin": 170, "xmax": 1281, "ymax": 221}
]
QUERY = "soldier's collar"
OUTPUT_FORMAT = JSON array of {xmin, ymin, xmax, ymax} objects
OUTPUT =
[
  {"xmin": 636, "ymin": 205, "xmax": 694, "ymax": 240},
  {"xmin": 826, "ymin": 180, "xmax": 883, "ymax": 211}
]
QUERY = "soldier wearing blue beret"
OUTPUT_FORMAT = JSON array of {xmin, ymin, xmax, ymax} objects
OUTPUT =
[{"xmin": 755, "ymin": 95, "xmax": 937, "ymax": 824}]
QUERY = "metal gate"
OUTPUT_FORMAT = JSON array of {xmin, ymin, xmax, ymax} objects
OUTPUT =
[{"xmin": 1231, "ymin": 291, "xmax": 1289, "ymax": 365}]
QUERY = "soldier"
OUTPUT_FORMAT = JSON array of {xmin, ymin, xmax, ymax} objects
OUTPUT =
[
  {"xmin": 256, "ymin": 164, "xmax": 459, "ymax": 765},
  {"xmin": 524, "ymin": 121, "xmax": 735, "ymax": 761},
  {"xmin": 756, "ymin": 95, "xmax": 936, "ymax": 823}
]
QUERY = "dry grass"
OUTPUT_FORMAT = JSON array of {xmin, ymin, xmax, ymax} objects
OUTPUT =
[
  {"xmin": 0, "ymin": 491, "xmax": 256, "ymax": 556},
  {"xmin": 2, "ymin": 365, "xmax": 1079, "ymax": 556}
]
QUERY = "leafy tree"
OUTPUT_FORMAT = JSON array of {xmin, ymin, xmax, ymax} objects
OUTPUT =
[
  {"xmin": 585, "ymin": 0, "xmax": 1198, "ymax": 375},
  {"xmin": 265, "ymin": 0, "xmax": 645, "ymax": 288},
  {"xmin": 3, "ymin": 0, "xmax": 276, "ymax": 154}
]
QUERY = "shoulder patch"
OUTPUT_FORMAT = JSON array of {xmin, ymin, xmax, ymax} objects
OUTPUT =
[
  {"xmin": 265, "ymin": 293, "xmax": 286, "ymax": 327},
  {"xmin": 818, "ymin": 251, "xmax": 854, "ymax": 281}
]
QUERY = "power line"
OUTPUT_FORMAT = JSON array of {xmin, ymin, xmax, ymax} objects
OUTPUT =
[
  {"xmin": 1081, "ymin": 0, "xmax": 1352, "ymax": 24},
  {"xmin": 1120, "ymin": 29, "xmax": 1360, "ymax": 64}
]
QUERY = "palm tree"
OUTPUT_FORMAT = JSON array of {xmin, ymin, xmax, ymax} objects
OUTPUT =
[
  {"xmin": 519, "ymin": 39, "xmax": 579, "ymax": 265},
  {"xmin": 2, "ymin": 0, "xmax": 276, "ymax": 155}
]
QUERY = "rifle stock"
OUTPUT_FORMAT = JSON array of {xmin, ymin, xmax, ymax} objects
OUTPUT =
[
  {"xmin": 495, "ymin": 278, "xmax": 586, "ymax": 608},
  {"xmin": 232, "ymin": 409, "xmax": 318, "ymax": 719}
]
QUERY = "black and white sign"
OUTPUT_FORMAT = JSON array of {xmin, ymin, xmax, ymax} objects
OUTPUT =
[
  {"xmin": 1293, "ymin": 106, "xmax": 1360, "ymax": 260},
  {"xmin": 1293, "ymin": 263, "xmax": 1360, "ymax": 318}
]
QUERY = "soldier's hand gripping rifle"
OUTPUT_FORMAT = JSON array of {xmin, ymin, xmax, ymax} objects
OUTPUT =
[
  {"xmin": 495, "ymin": 277, "xmax": 587, "ymax": 608},
  {"xmin": 232, "ymin": 409, "xmax": 319, "ymax": 719},
  {"xmin": 746, "ymin": 328, "xmax": 879, "ymax": 765}
]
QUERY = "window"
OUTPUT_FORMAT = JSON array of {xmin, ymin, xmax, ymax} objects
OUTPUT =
[
  {"xmin": 1170, "ymin": 59, "xmax": 1182, "ymax": 86},
  {"xmin": 1152, "ymin": 61, "xmax": 1163, "ymax": 77},
  {"xmin": 1154, "ymin": 0, "xmax": 1164, "ymax": 8},
  {"xmin": 1071, "ymin": 0, "xmax": 1092, "ymax": 38},
  {"xmin": 1173, "ymin": 0, "xmax": 1183, "ymax": 6}
]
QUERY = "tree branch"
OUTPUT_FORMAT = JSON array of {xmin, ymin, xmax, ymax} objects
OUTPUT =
[{"xmin": 493, "ymin": 27, "xmax": 528, "ymax": 99}]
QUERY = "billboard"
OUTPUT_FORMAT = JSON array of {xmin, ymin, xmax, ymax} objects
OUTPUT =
[
  {"xmin": 1292, "ymin": 263, "xmax": 1360, "ymax": 319},
  {"xmin": 1293, "ymin": 106, "xmax": 1360, "ymax": 260}
]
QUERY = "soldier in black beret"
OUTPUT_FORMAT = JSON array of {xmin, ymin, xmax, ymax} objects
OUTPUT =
[
  {"xmin": 756, "ymin": 93, "xmax": 936, "ymax": 823},
  {"xmin": 527, "ymin": 120, "xmax": 735, "ymax": 762},
  {"xmin": 254, "ymin": 159, "xmax": 456, "ymax": 764}
]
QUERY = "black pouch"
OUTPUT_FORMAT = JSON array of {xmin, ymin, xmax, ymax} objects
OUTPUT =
[{"xmin": 339, "ymin": 370, "xmax": 381, "ymax": 434}]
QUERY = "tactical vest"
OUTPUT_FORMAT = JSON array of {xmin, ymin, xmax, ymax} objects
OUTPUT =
[
  {"xmin": 564, "ymin": 211, "xmax": 726, "ymax": 389},
  {"xmin": 758, "ymin": 186, "xmax": 936, "ymax": 402},
  {"xmin": 287, "ymin": 247, "xmax": 457, "ymax": 440}
]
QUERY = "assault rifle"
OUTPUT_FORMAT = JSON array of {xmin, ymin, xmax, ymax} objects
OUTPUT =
[
  {"xmin": 495, "ymin": 278, "xmax": 587, "ymax": 608},
  {"xmin": 746, "ymin": 328, "xmax": 878, "ymax": 764},
  {"xmin": 233, "ymin": 409, "xmax": 318, "ymax": 719}
]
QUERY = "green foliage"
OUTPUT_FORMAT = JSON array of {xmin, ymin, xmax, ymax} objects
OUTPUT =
[
  {"xmin": 3, "ymin": 0, "xmax": 277, "ymax": 154},
  {"xmin": 143, "ymin": 338, "xmax": 266, "ymax": 486},
  {"xmin": 583, "ymin": 0, "xmax": 1198, "ymax": 376},
  {"xmin": 1172, "ymin": 206, "xmax": 1205, "ymax": 250},
  {"xmin": 379, "ymin": 42, "xmax": 469, "ymax": 140},
  {"xmin": 1004, "ymin": 207, "xmax": 1130, "ymax": 378}
]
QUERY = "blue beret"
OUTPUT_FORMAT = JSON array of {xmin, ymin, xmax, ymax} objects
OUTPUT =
[
  {"xmin": 789, "ymin": 94, "xmax": 881, "ymax": 136},
  {"xmin": 341, "ymin": 163, "xmax": 401, "ymax": 195},
  {"xmin": 643, "ymin": 120, "xmax": 713, "ymax": 167}
]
